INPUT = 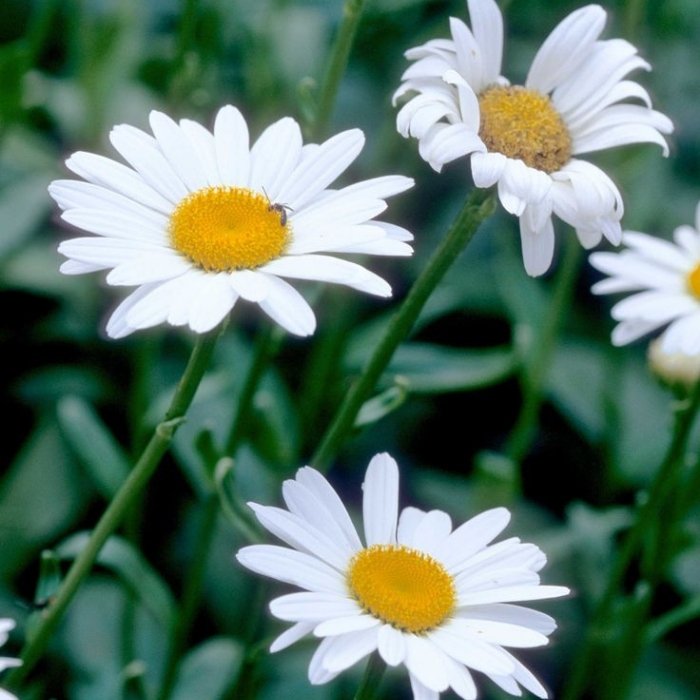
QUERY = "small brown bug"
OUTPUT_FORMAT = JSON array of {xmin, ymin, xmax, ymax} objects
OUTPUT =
[{"xmin": 263, "ymin": 189, "xmax": 293, "ymax": 227}]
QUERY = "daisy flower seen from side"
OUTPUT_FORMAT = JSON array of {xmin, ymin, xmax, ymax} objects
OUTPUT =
[
  {"xmin": 236, "ymin": 453, "xmax": 569, "ymax": 699},
  {"xmin": 394, "ymin": 0, "xmax": 672, "ymax": 276},
  {"xmin": 0, "ymin": 619, "xmax": 21, "ymax": 700},
  {"xmin": 50, "ymin": 105, "xmax": 414, "ymax": 338},
  {"xmin": 590, "ymin": 202, "xmax": 700, "ymax": 354}
]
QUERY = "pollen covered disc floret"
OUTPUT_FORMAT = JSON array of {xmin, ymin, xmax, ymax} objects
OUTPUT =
[
  {"xmin": 394, "ymin": 0, "xmax": 673, "ymax": 276},
  {"xmin": 348, "ymin": 544, "xmax": 456, "ymax": 633},
  {"xmin": 236, "ymin": 453, "xmax": 570, "ymax": 699},
  {"xmin": 169, "ymin": 186, "xmax": 290, "ymax": 271},
  {"xmin": 478, "ymin": 86, "xmax": 571, "ymax": 174},
  {"xmin": 51, "ymin": 105, "xmax": 414, "ymax": 338}
]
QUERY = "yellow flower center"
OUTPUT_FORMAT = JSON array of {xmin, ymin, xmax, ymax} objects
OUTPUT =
[
  {"xmin": 169, "ymin": 186, "xmax": 291, "ymax": 271},
  {"xmin": 687, "ymin": 264, "xmax": 700, "ymax": 299},
  {"xmin": 347, "ymin": 544, "xmax": 456, "ymax": 633},
  {"xmin": 478, "ymin": 85, "xmax": 572, "ymax": 173}
]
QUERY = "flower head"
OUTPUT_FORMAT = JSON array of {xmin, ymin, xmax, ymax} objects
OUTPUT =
[
  {"xmin": 236, "ymin": 454, "xmax": 569, "ymax": 699},
  {"xmin": 394, "ymin": 0, "xmax": 672, "ymax": 276},
  {"xmin": 51, "ymin": 106, "xmax": 414, "ymax": 338},
  {"xmin": 590, "ymin": 202, "xmax": 700, "ymax": 354},
  {"xmin": 0, "ymin": 618, "xmax": 21, "ymax": 700}
]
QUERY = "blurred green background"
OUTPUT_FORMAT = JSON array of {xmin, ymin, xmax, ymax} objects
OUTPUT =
[{"xmin": 2, "ymin": 0, "xmax": 700, "ymax": 698}]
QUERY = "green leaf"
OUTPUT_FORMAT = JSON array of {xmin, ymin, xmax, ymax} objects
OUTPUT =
[
  {"xmin": 0, "ymin": 420, "xmax": 91, "ymax": 578},
  {"xmin": 384, "ymin": 342, "xmax": 517, "ymax": 394},
  {"xmin": 56, "ymin": 396, "xmax": 130, "ymax": 500},
  {"xmin": 170, "ymin": 637, "xmax": 243, "ymax": 700},
  {"xmin": 0, "ymin": 173, "xmax": 53, "ymax": 259},
  {"xmin": 355, "ymin": 383, "xmax": 408, "ymax": 427},
  {"xmin": 56, "ymin": 533, "xmax": 176, "ymax": 629}
]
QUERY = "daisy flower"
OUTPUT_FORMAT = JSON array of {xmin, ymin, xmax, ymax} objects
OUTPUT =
[
  {"xmin": 394, "ymin": 0, "xmax": 672, "ymax": 276},
  {"xmin": 590, "ymin": 202, "xmax": 700, "ymax": 354},
  {"xmin": 236, "ymin": 453, "xmax": 569, "ymax": 699},
  {"xmin": 0, "ymin": 618, "xmax": 21, "ymax": 700},
  {"xmin": 50, "ymin": 106, "xmax": 414, "ymax": 338}
]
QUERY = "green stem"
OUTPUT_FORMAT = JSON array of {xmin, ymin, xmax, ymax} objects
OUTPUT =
[
  {"xmin": 7, "ymin": 329, "xmax": 221, "ymax": 689},
  {"xmin": 562, "ymin": 380, "xmax": 700, "ymax": 700},
  {"xmin": 646, "ymin": 594, "xmax": 700, "ymax": 643},
  {"xmin": 311, "ymin": 0, "xmax": 368, "ymax": 138},
  {"xmin": 156, "ymin": 494, "xmax": 220, "ymax": 700},
  {"xmin": 504, "ymin": 236, "xmax": 582, "ymax": 466},
  {"xmin": 224, "ymin": 326, "xmax": 283, "ymax": 456},
  {"xmin": 311, "ymin": 188, "xmax": 496, "ymax": 472},
  {"xmin": 353, "ymin": 653, "xmax": 386, "ymax": 700}
]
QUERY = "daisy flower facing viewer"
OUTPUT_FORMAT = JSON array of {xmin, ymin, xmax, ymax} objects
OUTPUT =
[
  {"xmin": 590, "ymin": 202, "xmax": 700, "ymax": 354},
  {"xmin": 50, "ymin": 105, "xmax": 414, "ymax": 338},
  {"xmin": 0, "ymin": 618, "xmax": 21, "ymax": 700},
  {"xmin": 394, "ymin": 0, "xmax": 672, "ymax": 276},
  {"xmin": 236, "ymin": 454, "xmax": 569, "ymax": 698}
]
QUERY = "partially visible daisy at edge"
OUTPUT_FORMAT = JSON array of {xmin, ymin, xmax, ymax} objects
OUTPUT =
[
  {"xmin": 50, "ymin": 105, "xmax": 414, "ymax": 338},
  {"xmin": 393, "ymin": 0, "xmax": 672, "ymax": 276},
  {"xmin": 0, "ymin": 618, "xmax": 21, "ymax": 700},
  {"xmin": 590, "ymin": 201, "xmax": 700, "ymax": 355},
  {"xmin": 236, "ymin": 453, "xmax": 569, "ymax": 699}
]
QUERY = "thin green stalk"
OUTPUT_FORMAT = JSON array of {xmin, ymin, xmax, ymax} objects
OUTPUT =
[
  {"xmin": 311, "ymin": 0, "xmax": 368, "ymax": 137},
  {"xmin": 504, "ymin": 236, "xmax": 582, "ymax": 466},
  {"xmin": 157, "ymin": 494, "xmax": 220, "ymax": 700},
  {"xmin": 7, "ymin": 329, "xmax": 221, "ymax": 689},
  {"xmin": 353, "ymin": 653, "xmax": 386, "ymax": 700},
  {"xmin": 562, "ymin": 380, "xmax": 700, "ymax": 700},
  {"xmin": 156, "ymin": 328, "xmax": 280, "ymax": 700},
  {"xmin": 224, "ymin": 326, "xmax": 284, "ymax": 456},
  {"xmin": 646, "ymin": 594, "xmax": 700, "ymax": 643},
  {"xmin": 311, "ymin": 188, "xmax": 496, "ymax": 472}
]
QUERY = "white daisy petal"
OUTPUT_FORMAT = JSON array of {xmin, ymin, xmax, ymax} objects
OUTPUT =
[
  {"xmin": 65, "ymin": 151, "xmax": 173, "ymax": 214},
  {"xmin": 316, "ymin": 629, "xmax": 379, "ymax": 675},
  {"xmin": 249, "ymin": 117, "xmax": 303, "ymax": 199},
  {"xmin": 590, "ymin": 202, "xmax": 700, "ymax": 357},
  {"xmin": 257, "ymin": 274, "xmax": 317, "ymax": 337},
  {"xmin": 262, "ymin": 255, "xmax": 391, "ymax": 297},
  {"xmin": 236, "ymin": 456, "xmax": 569, "ymax": 699},
  {"xmin": 409, "ymin": 674, "xmax": 440, "ymax": 700},
  {"xmin": 270, "ymin": 622, "xmax": 316, "ymax": 653},
  {"xmin": 362, "ymin": 453, "xmax": 399, "ymax": 546},
  {"xmin": 377, "ymin": 624, "xmax": 406, "ymax": 666},
  {"xmin": 295, "ymin": 467, "xmax": 363, "ymax": 551},
  {"xmin": 179, "ymin": 118, "xmax": 220, "ymax": 186},
  {"xmin": 308, "ymin": 638, "xmax": 341, "ymax": 685},
  {"xmin": 435, "ymin": 507, "xmax": 511, "ymax": 571},
  {"xmin": 236, "ymin": 545, "xmax": 346, "ymax": 594},
  {"xmin": 405, "ymin": 636, "xmax": 450, "ymax": 692},
  {"xmin": 149, "ymin": 110, "xmax": 209, "ymax": 191},
  {"xmin": 395, "ymin": 1, "xmax": 671, "ymax": 276},
  {"xmin": 459, "ymin": 584, "xmax": 570, "ymax": 606},
  {"xmin": 0, "ymin": 618, "xmax": 21, "ymax": 696},
  {"xmin": 213, "ymin": 105, "xmax": 250, "ymax": 186},
  {"xmin": 527, "ymin": 4, "xmax": 606, "ymax": 94},
  {"xmin": 467, "ymin": 0, "xmax": 503, "ymax": 87},
  {"xmin": 110, "ymin": 124, "xmax": 189, "ymax": 203},
  {"xmin": 270, "ymin": 592, "xmax": 359, "ymax": 622},
  {"xmin": 106, "ymin": 251, "xmax": 192, "ymax": 286},
  {"xmin": 314, "ymin": 615, "xmax": 380, "ymax": 638},
  {"xmin": 278, "ymin": 129, "xmax": 365, "ymax": 210}
]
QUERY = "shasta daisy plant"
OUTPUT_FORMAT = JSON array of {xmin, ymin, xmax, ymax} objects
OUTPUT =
[
  {"xmin": 236, "ymin": 453, "xmax": 569, "ymax": 699},
  {"xmin": 50, "ymin": 105, "xmax": 414, "ymax": 338},
  {"xmin": 394, "ymin": 0, "xmax": 672, "ymax": 276},
  {"xmin": 590, "ymin": 201, "xmax": 700, "ymax": 354}
]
